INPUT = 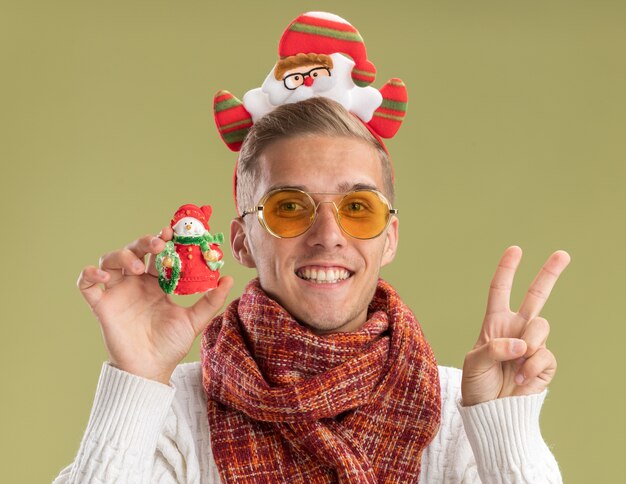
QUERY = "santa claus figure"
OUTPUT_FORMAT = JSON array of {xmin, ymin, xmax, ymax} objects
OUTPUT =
[
  {"xmin": 156, "ymin": 204, "xmax": 224, "ymax": 295},
  {"xmin": 213, "ymin": 11, "xmax": 408, "ymax": 151}
]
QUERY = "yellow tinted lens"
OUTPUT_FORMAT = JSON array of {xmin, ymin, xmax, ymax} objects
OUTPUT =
[
  {"xmin": 262, "ymin": 190, "xmax": 314, "ymax": 237},
  {"xmin": 337, "ymin": 191, "xmax": 389, "ymax": 238}
]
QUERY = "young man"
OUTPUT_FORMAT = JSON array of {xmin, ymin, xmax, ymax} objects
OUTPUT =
[{"xmin": 55, "ymin": 98, "xmax": 569, "ymax": 483}]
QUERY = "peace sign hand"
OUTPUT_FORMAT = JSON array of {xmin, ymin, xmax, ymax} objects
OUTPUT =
[{"xmin": 461, "ymin": 246, "xmax": 571, "ymax": 407}]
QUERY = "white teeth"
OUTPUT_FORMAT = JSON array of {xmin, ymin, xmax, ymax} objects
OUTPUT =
[{"xmin": 296, "ymin": 267, "xmax": 351, "ymax": 284}]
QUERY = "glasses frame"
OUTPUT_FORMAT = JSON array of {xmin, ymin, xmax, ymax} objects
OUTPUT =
[
  {"xmin": 241, "ymin": 188, "xmax": 398, "ymax": 240},
  {"xmin": 282, "ymin": 67, "xmax": 332, "ymax": 90}
]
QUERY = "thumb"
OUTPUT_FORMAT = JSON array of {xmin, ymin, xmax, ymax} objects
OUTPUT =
[
  {"xmin": 187, "ymin": 276, "xmax": 234, "ymax": 335},
  {"xmin": 464, "ymin": 338, "xmax": 527, "ymax": 373}
]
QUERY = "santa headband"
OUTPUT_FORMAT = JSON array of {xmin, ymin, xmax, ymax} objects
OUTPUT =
[{"xmin": 212, "ymin": 11, "xmax": 408, "ymax": 210}]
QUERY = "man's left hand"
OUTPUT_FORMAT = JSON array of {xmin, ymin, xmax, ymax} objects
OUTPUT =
[{"xmin": 461, "ymin": 246, "xmax": 571, "ymax": 406}]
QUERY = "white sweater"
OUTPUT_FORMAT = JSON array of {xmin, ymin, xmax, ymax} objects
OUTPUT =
[{"xmin": 53, "ymin": 362, "xmax": 562, "ymax": 483}]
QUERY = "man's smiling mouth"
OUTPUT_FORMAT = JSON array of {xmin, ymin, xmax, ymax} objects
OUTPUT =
[{"xmin": 295, "ymin": 266, "xmax": 352, "ymax": 284}]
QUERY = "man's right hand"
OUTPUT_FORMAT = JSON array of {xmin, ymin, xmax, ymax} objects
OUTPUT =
[{"xmin": 76, "ymin": 226, "xmax": 233, "ymax": 385}]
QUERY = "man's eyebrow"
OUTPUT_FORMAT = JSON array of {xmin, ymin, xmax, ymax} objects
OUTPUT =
[
  {"xmin": 336, "ymin": 182, "xmax": 379, "ymax": 192},
  {"xmin": 264, "ymin": 182, "xmax": 379, "ymax": 193},
  {"xmin": 265, "ymin": 184, "xmax": 308, "ymax": 192}
]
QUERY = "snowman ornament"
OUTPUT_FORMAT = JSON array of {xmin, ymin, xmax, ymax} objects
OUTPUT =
[{"xmin": 155, "ymin": 204, "xmax": 224, "ymax": 295}]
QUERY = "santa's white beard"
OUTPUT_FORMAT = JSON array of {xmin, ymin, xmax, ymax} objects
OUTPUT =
[{"xmin": 242, "ymin": 53, "xmax": 382, "ymax": 123}]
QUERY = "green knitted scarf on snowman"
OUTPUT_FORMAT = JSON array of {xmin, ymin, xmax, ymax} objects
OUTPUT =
[{"xmin": 174, "ymin": 232, "xmax": 224, "ymax": 250}]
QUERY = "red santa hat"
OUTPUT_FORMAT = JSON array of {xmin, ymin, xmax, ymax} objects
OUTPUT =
[
  {"xmin": 278, "ymin": 11, "xmax": 376, "ymax": 87},
  {"xmin": 170, "ymin": 204, "xmax": 212, "ymax": 231}
]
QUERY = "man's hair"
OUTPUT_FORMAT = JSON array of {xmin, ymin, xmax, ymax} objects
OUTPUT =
[{"xmin": 236, "ymin": 97, "xmax": 394, "ymax": 213}]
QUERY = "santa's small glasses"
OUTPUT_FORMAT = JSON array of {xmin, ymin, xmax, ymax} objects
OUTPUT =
[
  {"xmin": 241, "ymin": 188, "xmax": 398, "ymax": 239},
  {"xmin": 283, "ymin": 67, "xmax": 331, "ymax": 90}
]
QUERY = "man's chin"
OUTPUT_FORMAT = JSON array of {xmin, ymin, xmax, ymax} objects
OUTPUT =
[
  {"xmin": 289, "ymin": 303, "xmax": 366, "ymax": 336},
  {"xmin": 302, "ymin": 318, "xmax": 365, "ymax": 336}
]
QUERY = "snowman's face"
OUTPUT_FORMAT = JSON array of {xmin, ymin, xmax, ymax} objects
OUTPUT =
[
  {"xmin": 172, "ymin": 217, "xmax": 206, "ymax": 236},
  {"xmin": 261, "ymin": 53, "xmax": 354, "ymax": 107}
]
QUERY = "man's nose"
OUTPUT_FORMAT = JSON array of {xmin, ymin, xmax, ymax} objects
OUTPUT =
[
  {"xmin": 305, "ymin": 202, "xmax": 346, "ymax": 248},
  {"xmin": 303, "ymin": 76, "xmax": 314, "ymax": 87}
]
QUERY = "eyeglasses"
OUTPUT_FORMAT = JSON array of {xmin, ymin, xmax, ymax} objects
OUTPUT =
[
  {"xmin": 241, "ymin": 188, "xmax": 398, "ymax": 239},
  {"xmin": 283, "ymin": 67, "xmax": 331, "ymax": 90}
]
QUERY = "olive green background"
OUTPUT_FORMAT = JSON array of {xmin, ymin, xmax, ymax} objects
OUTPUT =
[{"xmin": 1, "ymin": 0, "xmax": 624, "ymax": 482}]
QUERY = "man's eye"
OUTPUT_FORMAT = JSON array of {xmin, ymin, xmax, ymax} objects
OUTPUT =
[
  {"xmin": 342, "ymin": 199, "xmax": 373, "ymax": 217},
  {"xmin": 279, "ymin": 202, "xmax": 302, "ymax": 212},
  {"xmin": 348, "ymin": 202, "xmax": 363, "ymax": 211}
]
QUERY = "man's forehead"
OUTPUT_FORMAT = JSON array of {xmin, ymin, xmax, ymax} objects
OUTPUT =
[{"xmin": 251, "ymin": 135, "xmax": 386, "ymax": 199}]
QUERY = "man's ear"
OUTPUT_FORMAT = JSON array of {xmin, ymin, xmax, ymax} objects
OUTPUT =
[
  {"xmin": 230, "ymin": 218, "xmax": 256, "ymax": 268},
  {"xmin": 381, "ymin": 216, "xmax": 399, "ymax": 267}
]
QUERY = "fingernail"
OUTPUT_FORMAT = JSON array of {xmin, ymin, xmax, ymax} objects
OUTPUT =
[
  {"xmin": 133, "ymin": 260, "xmax": 143, "ymax": 271},
  {"xmin": 97, "ymin": 269, "xmax": 107, "ymax": 278},
  {"xmin": 151, "ymin": 237, "xmax": 159, "ymax": 246},
  {"xmin": 515, "ymin": 373, "xmax": 525, "ymax": 385},
  {"xmin": 510, "ymin": 340, "xmax": 523, "ymax": 353}
]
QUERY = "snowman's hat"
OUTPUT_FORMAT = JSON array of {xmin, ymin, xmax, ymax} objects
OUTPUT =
[{"xmin": 170, "ymin": 204, "xmax": 212, "ymax": 231}]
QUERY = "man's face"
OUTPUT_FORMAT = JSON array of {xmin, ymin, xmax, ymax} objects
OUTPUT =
[{"xmin": 231, "ymin": 135, "xmax": 398, "ymax": 335}]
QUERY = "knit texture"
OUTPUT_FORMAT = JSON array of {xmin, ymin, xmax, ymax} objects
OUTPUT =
[
  {"xmin": 53, "ymin": 361, "xmax": 563, "ymax": 483},
  {"xmin": 200, "ymin": 278, "xmax": 441, "ymax": 482}
]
